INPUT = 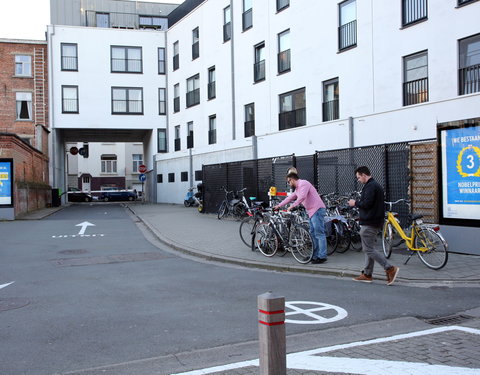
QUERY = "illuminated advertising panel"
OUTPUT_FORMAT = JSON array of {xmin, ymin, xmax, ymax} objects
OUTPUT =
[{"xmin": 0, "ymin": 159, "xmax": 13, "ymax": 206}]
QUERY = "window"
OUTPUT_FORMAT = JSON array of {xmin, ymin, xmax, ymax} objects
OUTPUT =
[
  {"xmin": 181, "ymin": 171, "xmax": 188, "ymax": 182},
  {"xmin": 208, "ymin": 66, "xmax": 216, "ymax": 99},
  {"xmin": 186, "ymin": 74, "xmax": 200, "ymax": 107},
  {"xmin": 192, "ymin": 27, "xmax": 199, "ymax": 60},
  {"xmin": 173, "ymin": 41, "xmax": 179, "ymax": 71},
  {"xmin": 278, "ymin": 30, "xmax": 291, "ymax": 73},
  {"xmin": 15, "ymin": 55, "xmax": 31, "ymax": 76},
  {"xmin": 195, "ymin": 170, "xmax": 203, "ymax": 181},
  {"xmin": 243, "ymin": 0, "xmax": 253, "ymax": 31},
  {"xmin": 62, "ymin": 86, "xmax": 79, "ymax": 113},
  {"xmin": 187, "ymin": 121, "xmax": 194, "ymax": 149},
  {"xmin": 101, "ymin": 154, "xmax": 117, "ymax": 173},
  {"xmin": 158, "ymin": 48, "xmax": 166, "ymax": 74},
  {"xmin": 112, "ymin": 87, "xmax": 143, "ymax": 114},
  {"xmin": 139, "ymin": 15, "xmax": 165, "ymax": 29},
  {"xmin": 209, "ymin": 115, "xmax": 217, "ymax": 144},
  {"xmin": 402, "ymin": 0, "xmax": 427, "ymax": 27},
  {"xmin": 277, "ymin": 0, "xmax": 289, "ymax": 12},
  {"xmin": 254, "ymin": 42, "xmax": 265, "ymax": 82},
  {"xmin": 223, "ymin": 6, "xmax": 232, "ymax": 42},
  {"xmin": 459, "ymin": 33, "xmax": 480, "ymax": 95},
  {"xmin": 16, "ymin": 92, "xmax": 32, "ymax": 120},
  {"xmin": 458, "ymin": 0, "xmax": 478, "ymax": 5},
  {"xmin": 158, "ymin": 129, "xmax": 167, "ymax": 153},
  {"xmin": 244, "ymin": 103, "xmax": 255, "ymax": 137},
  {"xmin": 61, "ymin": 43, "xmax": 78, "ymax": 71},
  {"xmin": 403, "ymin": 51, "xmax": 428, "ymax": 106},
  {"xmin": 168, "ymin": 173, "xmax": 175, "ymax": 183},
  {"xmin": 174, "ymin": 125, "xmax": 181, "ymax": 151},
  {"xmin": 339, "ymin": 0, "xmax": 357, "ymax": 51},
  {"xmin": 159, "ymin": 88, "xmax": 166, "ymax": 115},
  {"xmin": 132, "ymin": 154, "xmax": 143, "ymax": 172},
  {"xmin": 323, "ymin": 79, "xmax": 339, "ymax": 122},
  {"xmin": 174, "ymin": 83, "xmax": 180, "ymax": 112},
  {"xmin": 96, "ymin": 12, "xmax": 110, "ymax": 27},
  {"xmin": 279, "ymin": 88, "xmax": 306, "ymax": 130},
  {"xmin": 157, "ymin": 174, "xmax": 163, "ymax": 183},
  {"xmin": 111, "ymin": 46, "xmax": 142, "ymax": 73}
]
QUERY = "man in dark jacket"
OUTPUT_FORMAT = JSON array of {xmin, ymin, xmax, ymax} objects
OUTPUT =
[{"xmin": 348, "ymin": 166, "xmax": 399, "ymax": 285}]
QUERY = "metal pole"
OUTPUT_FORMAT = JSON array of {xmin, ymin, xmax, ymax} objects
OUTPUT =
[{"xmin": 258, "ymin": 291, "xmax": 286, "ymax": 375}]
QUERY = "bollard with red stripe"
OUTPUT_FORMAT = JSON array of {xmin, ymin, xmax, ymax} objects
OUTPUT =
[{"xmin": 258, "ymin": 291, "xmax": 286, "ymax": 375}]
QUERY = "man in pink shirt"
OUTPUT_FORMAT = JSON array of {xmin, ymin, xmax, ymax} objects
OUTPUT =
[{"xmin": 274, "ymin": 172, "xmax": 328, "ymax": 264}]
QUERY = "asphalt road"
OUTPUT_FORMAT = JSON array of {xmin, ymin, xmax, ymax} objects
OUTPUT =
[{"xmin": 1, "ymin": 203, "xmax": 479, "ymax": 375}]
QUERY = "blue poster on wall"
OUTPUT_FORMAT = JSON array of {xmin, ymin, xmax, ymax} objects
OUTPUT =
[
  {"xmin": 445, "ymin": 126, "xmax": 480, "ymax": 205},
  {"xmin": 0, "ymin": 161, "xmax": 13, "ymax": 206}
]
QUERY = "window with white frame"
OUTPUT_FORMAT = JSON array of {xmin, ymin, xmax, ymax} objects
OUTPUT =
[
  {"xmin": 254, "ymin": 42, "xmax": 266, "ymax": 82},
  {"xmin": 186, "ymin": 74, "xmax": 200, "ymax": 107},
  {"xmin": 16, "ymin": 92, "xmax": 32, "ymax": 120},
  {"xmin": 243, "ymin": 0, "xmax": 253, "ymax": 31},
  {"xmin": 111, "ymin": 46, "xmax": 142, "ymax": 73},
  {"xmin": 174, "ymin": 83, "xmax": 180, "ymax": 112},
  {"xmin": 158, "ymin": 129, "xmax": 167, "ymax": 153},
  {"xmin": 323, "ymin": 78, "xmax": 339, "ymax": 121},
  {"xmin": 173, "ymin": 41, "xmax": 179, "ymax": 70},
  {"xmin": 15, "ymin": 55, "xmax": 31, "ymax": 76},
  {"xmin": 158, "ymin": 47, "xmax": 165, "ymax": 74},
  {"xmin": 62, "ymin": 86, "xmax": 79, "ymax": 113},
  {"xmin": 112, "ymin": 87, "xmax": 143, "ymax": 114},
  {"xmin": 339, "ymin": 0, "xmax": 357, "ymax": 51},
  {"xmin": 174, "ymin": 125, "xmax": 181, "ymax": 151},
  {"xmin": 279, "ymin": 88, "xmax": 305, "ymax": 130},
  {"xmin": 132, "ymin": 154, "xmax": 143, "ymax": 172},
  {"xmin": 208, "ymin": 115, "xmax": 217, "ymax": 144},
  {"xmin": 101, "ymin": 154, "xmax": 117, "ymax": 173},
  {"xmin": 61, "ymin": 43, "xmax": 78, "ymax": 71},
  {"xmin": 403, "ymin": 51, "xmax": 428, "ymax": 106},
  {"xmin": 192, "ymin": 27, "xmax": 199, "ymax": 60},
  {"xmin": 223, "ymin": 6, "xmax": 231, "ymax": 42},
  {"xmin": 159, "ymin": 88, "xmax": 166, "ymax": 115},
  {"xmin": 278, "ymin": 30, "xmax": 291, "ymax": 73},
  {"xmin": 208, "ymin": 66, "xmax": 216, "ymax": 99}
]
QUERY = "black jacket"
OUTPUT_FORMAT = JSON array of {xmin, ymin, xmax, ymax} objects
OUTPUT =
[{"xmin": 355, "ymin": 178, "xmax": 385, "ymax": 227}]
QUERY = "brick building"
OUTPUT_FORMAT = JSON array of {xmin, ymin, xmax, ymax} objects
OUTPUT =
[{"xmin": 0, "ymin": 39, "xmax": 50, "ymax": 219}]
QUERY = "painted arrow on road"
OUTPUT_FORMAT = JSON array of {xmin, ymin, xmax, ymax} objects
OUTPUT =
[
  {"xmin": 0, "ymin": 281, "xmax": 14, "ymax": 290},
  {"xmin": 76, "ymin": 221, "xmax": 95, "ymax": 235}
]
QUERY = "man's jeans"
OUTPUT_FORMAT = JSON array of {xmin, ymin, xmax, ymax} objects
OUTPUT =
[
  {"xmin": 360, "ymin": 225, "xmax": 392, "ymax": 275},
  {"xmin": 309, "ymin": 208, "xmax": 327, "ymax": 260}
]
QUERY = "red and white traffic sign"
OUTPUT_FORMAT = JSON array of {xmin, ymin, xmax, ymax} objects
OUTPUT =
[{"xmin": 138, "ymin": 164, "xmax": 147, "ymax": 173}]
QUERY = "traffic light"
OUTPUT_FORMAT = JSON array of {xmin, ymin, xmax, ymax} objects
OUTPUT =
[{"xmin": 79, "ymin": 143, "xmax": 89, "ymax": 158}]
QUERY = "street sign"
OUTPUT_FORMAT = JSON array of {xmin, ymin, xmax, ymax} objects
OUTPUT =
[
  {"xmin": 138, "ymin": 164, "xmax": 147, "ymax": 173},
  {"xmin": 139, "ymin": 174, "xmax": 146, "ymax": 182}
]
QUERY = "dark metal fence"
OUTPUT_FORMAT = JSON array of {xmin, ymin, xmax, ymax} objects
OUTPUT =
[{"xmin": 202, "ymin": 140, "xmax": 434, "ymax": 225}]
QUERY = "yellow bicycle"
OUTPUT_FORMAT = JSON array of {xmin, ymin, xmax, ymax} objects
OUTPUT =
[{"xmin": 382, "ymin": 199, "xmax": 448, "ymax": 270}]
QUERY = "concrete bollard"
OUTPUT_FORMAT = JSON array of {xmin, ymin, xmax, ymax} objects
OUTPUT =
[{"xmin": 258, "ymin": 291, "xmax": 286, "ymax": 375}]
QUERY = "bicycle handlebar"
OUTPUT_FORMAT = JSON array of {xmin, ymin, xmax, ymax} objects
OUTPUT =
[{"xmin": 384, "ymin": 199, "xmax": 411, "ymax": 210}]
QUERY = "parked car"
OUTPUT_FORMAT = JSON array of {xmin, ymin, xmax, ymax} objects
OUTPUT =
[
  {"xmin": 100, "ymin": 190, "xmax": 136, "ymax": 202},
  {"xmin": 67, "ymin": 188, "xmax": 93, "ymax": 202}
]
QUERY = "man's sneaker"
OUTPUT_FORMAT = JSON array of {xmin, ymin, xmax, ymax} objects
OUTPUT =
[
  {"xmin": 386, "ymin": 266, "xmax": 399, "ymax": 286},
  {"xmin": 353, "ymin": 273, "xmax": 373, "ymax": 283}
]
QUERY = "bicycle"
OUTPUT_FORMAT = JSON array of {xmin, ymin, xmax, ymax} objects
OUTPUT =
[
  {"xmin": 217, "ymin": 187, "xmax": 248, "ymax": 220},
  {"xmin": 252, "ymin": 208, "xmax": 313, "ymax": 264},
  {"xmin": 382, "ymin": 199, "xmax": 448, "ymax": 270},
  {"xmin": 238, "ymin": 202, "xmax": 268, "ymax": 248}
]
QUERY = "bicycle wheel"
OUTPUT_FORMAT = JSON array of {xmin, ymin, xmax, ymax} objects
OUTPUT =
[
  {"xmin": 233, "ymin": 202, "xmax": 247, "ymax": 219},
  {"xmin": 382, "ymin": 221, "xmax": 395, "ymax": 258},
  {"xmin": 289, "ymin": 224, "xmax": 313, "ymax": 264},
  {"xmin": 414, "ymin": 228, "xmax": 448, "ymax": 270},
  {"xmin": 217, "ymin": 201, "xmax": 227, "ymax": 220},
  {"xmin": 253, "ymin": 222, "xmax": 278, "ymax": 257},
  {"xmin": 325, "ymin": 221, "xmax": 338, "ymax": 255},
  {"xmin": 335, "ymin": 222, "xmax": 351, "ymax": 254},
  {"xmin": 349, "ymin": 220, "xmax": 362, "ymax": 251},
  {"xmin": 239, "ymin": 216, "xmax": 254, "ymax": 247}
]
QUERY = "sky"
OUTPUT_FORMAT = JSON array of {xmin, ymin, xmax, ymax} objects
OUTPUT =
[{"xmin": 0, "ymin": 0, "xmax": 185, "ymax": 41}]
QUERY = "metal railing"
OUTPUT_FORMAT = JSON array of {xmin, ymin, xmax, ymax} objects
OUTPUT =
[
  {"xmin": 208, "ymin": 82, "xmax": 216, "ymax": 99},
  {"xmin": 85, "ymin": 10, "xmax": 167, "ymax": 29},
  {"xmin": 208, "ymin": 129, "xmax": 217, "ymax": 144},
  {"xmin": 243, "ymin": 9, "xmax": 253, "ymax": 30},
  {"xmin": 173, "ymin": 97, "xmax": 180, "ymax": 113},
  {"xmin": 174, "ymin": 138, "xmax": 181, "ymax": 151},
  {"xmin": 173, "ymin": 54, "xmax": 179, "ymax": 70},
  {"xmin": 187, "ymin": 134, "xmax": 194, "ymax": 149},
  {"xmin": 254, "ymin": 60, "xmax": 265, "ymax": 82},
  {"xmin": 403, "ymin": 77, "xmax": 429, "ymax": 106},
  {"xmin": 402, "ymin": 0, "xmax": 427, "ymax": 26},
  {"xmin": 459, "ymin": 64, "xmax": 480, "ymax": 95},
  {"xmin": 223, "ymin": 22, "xmax": 232, "ymax": 42},
  {"xmin": 279, "ymin": 108, "xmax": 306, "ymax": 130},
  {"xmin": 192, "ymin": 42, "xmax": 199, "ymax": 60},
  {"xmin": 338, "ymin": 20, "xmax": 357, "ymax": 51},
  {"xmin": 278, "ymin": 49, "xmax": 291, "ymax": 73},
  {"xmin": 322, "ymin": 99, "xmax": 339, "ymax": 122},
  {"xmin": 244, "ymin": 121, "xmax": 255, "ymax": 137},
  {"xmin": 62, "ymin": 99, "xmax": 78, "ymax": 113},
  {"xmin": 61, "ymin": 56, "xmax": 77, "ymax": 71},
  {"xmin": 186, "ymin": 89, "xmax": 200, "ymax": 107}
]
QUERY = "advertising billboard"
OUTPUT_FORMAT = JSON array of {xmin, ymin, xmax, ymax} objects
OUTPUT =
[
  {"xmin": 439, "ymin": 123, "xmax": 480, "ymax": 224},
  {"xmin": 0, "ymin": 159, "xmax": 13, "ymax": 206}
]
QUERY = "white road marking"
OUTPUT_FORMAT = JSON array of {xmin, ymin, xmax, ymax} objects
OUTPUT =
[
  {"xmin": 76, "ymin": 221, "xmax": 95, "ymax": 235},
  {"xmin": 0, "ymin": 281, "xmax": 14, "ymax": 290},
  {"xmin": 285, "ymin": 301, "xmax": 348, "ymax": 324}
]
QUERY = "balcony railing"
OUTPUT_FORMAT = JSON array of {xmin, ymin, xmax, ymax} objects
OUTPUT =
[
  {"xmin": 208, "ymin": 129, "xmax": 217, "ymax": 144},
  {"xmin": 186, "ymin": 89, "xmax": 200, "ymax": 107},
  {"xmin": 174, "ymin": 97, "xmax": 180, "ymax": 112},
  {"xmin": 192, "ymin": 42, "xmax": 199, "ymax": 60},
  {"xmin": 244, "ymin": 121, "xmax": 255, "ymax": 138},
  {"xmin": 278, "ymin": 49, "xmax": 291, "ymax": 74},
  {"xmin": 223, "ymin": 22, "xmax": 232, "ymax": 42},
  {"xmin": 322, "ymin": 100, "xmax": 339, "ymax": 122},
  {"xmin": 174, "ymin": 138, "xmax": 181, "ymax": 151},
  {"xmin": 254, "ymin": 60, "xmax": 265, "ymax": 82},
  {"xmin": 173, "ymin": 54, "xmax": 179, "ymax": 70},
  {"xmin": 61, "ymin": 56, "xmax": 78, "ymax": 71},
  {"xmin": 85, "ymin": 10, "xmax": 167, "ymax": 29},
  {"xmin": 208, "ymin": 81, "xmax": 216, "ymax": 99},
  {"xmin": 459, "ymin": 64, "xmax": 480, "ymax": 95},
  {"xmin": 402, "ymin": 0, "xmax": 427, "ymax": 26},
  {"xmin": 338, "ymin": 20, "xmax": 357, "ymax": 51},
  {"xmin": 279, "ymin": 108, "xmax": 306, "ymax": 130},
  {"xmin": 403, "ymin": 77, "xmax": 428, "ymax": 106},
  {"xmin": 62, "ymin": 99, "xmax": 78, "ymax": 113},
  {"xmin": 242, "ymin": 9, "xmax": 253, "ymax": 30},
  {"xmin": 187, "ymin": 134, "xmax": 194, "ymax": 149}
]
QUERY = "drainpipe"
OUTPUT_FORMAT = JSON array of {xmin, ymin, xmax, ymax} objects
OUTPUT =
[
  {"xmin": 230, "ymin": 0, "xmax": 236, "ymax": 140},
  {"xmin": 348, "ymin": 116, "xmax": 354, "ymax": 148},
  {"xmin": 48, "ymin": 26, "xmax": 57, "ymax": 189},
  {"xmin": 252, "ymin": 135, "xmax": 258, "ymax": 160},
  {"xmin": 189, "ymin": 148, "xmax": 193, "ymax": 189}
]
